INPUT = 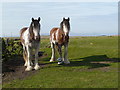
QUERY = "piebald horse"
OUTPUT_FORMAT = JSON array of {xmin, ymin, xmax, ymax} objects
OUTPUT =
[
  {"xmin": 50, "ymin": 17, "xmax": 70, "ymax": 64},
  {"xmin": 20, "ymin": 17, "xmax": 41, "ymax": 71}
]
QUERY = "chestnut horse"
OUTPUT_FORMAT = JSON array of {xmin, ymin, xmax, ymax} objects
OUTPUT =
[
  {"xmin": 50, "ymin": 17, "xmax": 70, "ymax": 64},
  {"xmin": 20, "ymin": 17, "xmax": 41, "ymax": 71}
]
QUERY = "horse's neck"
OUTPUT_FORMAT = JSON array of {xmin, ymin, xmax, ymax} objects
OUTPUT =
[{"xmin": 28, "ymin": 26, "xmax": 34, "ymax": 38}]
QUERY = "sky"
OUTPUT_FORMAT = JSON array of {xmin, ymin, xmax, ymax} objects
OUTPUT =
[{"xmin": 1, "ymin": 2, "xmax": 118, "ymax": 37}]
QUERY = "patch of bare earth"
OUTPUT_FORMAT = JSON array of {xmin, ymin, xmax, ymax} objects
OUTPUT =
[{"xmin": 2, "ymin": 52, "xmax": 47, "ymax": 84}]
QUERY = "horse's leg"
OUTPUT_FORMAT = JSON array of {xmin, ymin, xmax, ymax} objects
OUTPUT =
[
  {"xmin": 23, "ymin": 50, "xmax": 28, "ymax": 66},
  {"xmin": 23, "ymin": 45, "xmax": 28, "ymax": 66},
  {"xmin": 50, "ymin": 42, "xmax": 56, "ymax": 62},
  {"xmin": 34, "ymin": 46, "xmax": 40, "ymax": 70},
  {"xmin": 30, "ymin": 51, "xmax": 33, "ymax": 66},
  {"xmin": 25, "ymin": 45, "xmax": 33, "ymax": 71},
  {"xmin": 57, "ymin": 45, "xmax": 63, "ymax": 65},
  {"xmin": 63, "ymin": 44, "xmax": 70, "ymax": 64}
]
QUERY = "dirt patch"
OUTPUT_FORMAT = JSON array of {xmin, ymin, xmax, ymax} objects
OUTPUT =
[{"xmin": 2, "ymin": 52, "xmax": 47, "ymax": 84}]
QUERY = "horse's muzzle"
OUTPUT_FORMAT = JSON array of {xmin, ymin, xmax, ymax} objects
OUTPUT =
[{"xmin": 35, "ymin": 36, "xmax": 40, "ymax": 41}]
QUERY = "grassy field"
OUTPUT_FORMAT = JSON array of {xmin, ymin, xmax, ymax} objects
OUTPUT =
[{"xmin": 2, "ymin": 36, "xmax": 119, "ymax": 88}]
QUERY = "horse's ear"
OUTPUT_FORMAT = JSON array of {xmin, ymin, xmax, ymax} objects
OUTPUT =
[
  {"xmin": 68, "ymin": 17, "xmax": 70, "ymax": 21},
  {"xmin": 38, "ymin": 17, "xmax": 40, "ymax": 22},
  {"xmin": 63, "ymin": 17, "xmax": 65, "ymax": 21},
  {"xmin": 32, "ymin": 18, "xmax": 34, "ymax": 21}
]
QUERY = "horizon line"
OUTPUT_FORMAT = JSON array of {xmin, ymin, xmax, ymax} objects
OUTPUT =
[{"xmin": 1, "ymin": 34, "xmax": 118, "ymax": 38}]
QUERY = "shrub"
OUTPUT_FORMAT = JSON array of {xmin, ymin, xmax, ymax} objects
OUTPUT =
[{"xmin": 2, "ymin": 38, "xmax": 23, "ymax": 62}]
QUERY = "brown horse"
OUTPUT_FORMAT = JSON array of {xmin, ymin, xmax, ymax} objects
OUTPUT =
[
  {"xmin": 20, "ymin": 17, "xmax": 41, "ymax": 71},
  {"xmin": 50, "ymin": 17, "xmax": 70, "ymax": 65}
]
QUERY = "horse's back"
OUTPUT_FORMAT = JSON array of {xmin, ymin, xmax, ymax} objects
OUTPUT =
[
  {"xmin": 50, "ymin": 28, "xmax": 58, "ymax": 36},
  {"xmin": 20, "ymin": 27, "xmax": 28, "ymax": 36},
  {"xmin": 50, "ymin": 28, "xmax": 65, "ymax": 45}
]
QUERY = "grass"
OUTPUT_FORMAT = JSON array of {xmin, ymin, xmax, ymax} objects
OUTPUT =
[{"xmin": 2, "ymin": 36, "xmax": 119, "ymax": 88}]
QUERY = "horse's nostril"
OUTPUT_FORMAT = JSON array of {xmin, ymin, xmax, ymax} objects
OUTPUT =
[{"xmin": 35, "ymin": 36, "xmax": 39, "ymax": 40}]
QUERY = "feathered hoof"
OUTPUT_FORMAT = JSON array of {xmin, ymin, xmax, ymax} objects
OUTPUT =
[
  {"xmin": 58, "ymin": 61, "xmax": 64, "ymax": 65},
  {"xmin": 50, "ymin": 59, "xmax": 55, "ymax": 62},
  {"xmin": 64, "ymin": 60, "xmax": 70, "ymax": 64},
  {"xmin": 24, "ymin": 63, "xmax": 27, "ymax": 67},
  {"xmin": 25, "ymin": 66, "xmax": 33, "ymax": 71},
  {"xmin": 34, "ymin": 65, "xmax": 40, "ymax": 70},
  {"xmin": 57, "ymin": 58, "xmax": 63, "ymax": 65}
]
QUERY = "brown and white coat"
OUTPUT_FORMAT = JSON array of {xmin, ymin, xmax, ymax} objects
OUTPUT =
[
  {"xmin": 50, "ymin": 17, "xmax": 70, "ymax": 64},
  {"xmin": 20, "ymin": 17, "xmax": 41, "ymax": 71}
]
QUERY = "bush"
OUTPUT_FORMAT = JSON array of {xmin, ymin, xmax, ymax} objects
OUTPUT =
[{"xmin": 2, "ymin": 38, "xmax": 23, "ymax": 62}]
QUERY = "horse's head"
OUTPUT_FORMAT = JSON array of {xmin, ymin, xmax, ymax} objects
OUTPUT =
[
  {"xmin": 60, "ymin": 17, "xmax": 70, "ymax": 35},
  {"xmin": 30, "ymin": 17, "xmax": 41, "ymax": 39},
  {"xmin": 31, "ymin": 17, "xmax": 40, "ymax": 29}
]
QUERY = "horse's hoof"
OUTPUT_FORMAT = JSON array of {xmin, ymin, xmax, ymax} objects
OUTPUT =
[
  {"xmin": 50, "ymin": 59, "xmax": 55, "ymax": 62},
  {"xmin": 57, "ymin": 58, "xmax": 63, "ymax": 65},
  {"xmin": 24, "ymin": 62, "xmax": 28, "ymax": 66},
  {"xmin": 34, "ymin": 65, "xmax": 40, "ymax": 70},
  {"xmin": 25, "ymin": 66, "xmax": 33, "ymax": 71},
  {"xmin": 58, "ymin": 61, "xmax": 64, "ymax": 65},
  {"xmin": 64, "ymin": 61, "xmax": 70, "ymax": 64},
  {"xmin": 24, "ymin": 64, "xmax": 27, "ymax": 67},
  {"xmin": 57, "ymin": 58, "xmax": 62, "ymax": 61}
]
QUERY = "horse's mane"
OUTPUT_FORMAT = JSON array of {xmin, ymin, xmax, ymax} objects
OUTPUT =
[
  {"xmin": 29, "ymin": 22, "xmax": 35, "ymax": 40},
  {"xmin": 60, "ymin": 21, "xmax": 63, "ymax": 30}
]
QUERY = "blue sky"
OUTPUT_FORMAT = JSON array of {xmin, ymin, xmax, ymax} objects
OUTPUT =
[{"xmin": 1, "ymin": 2, "xmax": 118, "ymax": 37}]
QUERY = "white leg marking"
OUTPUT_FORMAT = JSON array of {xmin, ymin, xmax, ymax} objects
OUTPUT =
[
  {"xmin": 23, "ymin": 45, "xmax": 25, "ymax": 51},
  {"xmin": 50, "ymin": 42, "xmax": 56, "ymax": 62},
  {"xmin": 34, "ymin": 45, "xmax": 40, "ymax": 70},
  {"xmin": 24, "ymin": 60, "xmax": 28, "ymax": 66},
  {"xmin": 25, "ymin": 45, "xmax": 33, "ymax": 71},
  {"xmin": 57, "ymin": 46, "xmax": 63, "ymax": 65},
  {"xmin": 23, "ymin": 46, "xmax": 28, "ymax": 67},
  {"xmin": 63, "ymin": 45, "xmax": 70, "ymax": 64}
]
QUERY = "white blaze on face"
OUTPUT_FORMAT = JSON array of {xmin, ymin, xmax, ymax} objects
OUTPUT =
[
  {"xmin": 32, "ymin": 23, "xmax": 40, "ymax": 39},
  {"xmin": 33, "ymin": 28, "xmax": 39, "ymax": 39},
  {"xmin": 63, "ymin": 23, "xmax": 69, "ymax": 36}
]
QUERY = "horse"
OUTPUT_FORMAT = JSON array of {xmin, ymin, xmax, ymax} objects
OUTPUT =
[
  {"xmin": 50, "ymin": 17, "xmax": 70, "ymax": 65},
  {"xmin": 20, "ymin": 17, "xmax": 41, "ymax": 71}
]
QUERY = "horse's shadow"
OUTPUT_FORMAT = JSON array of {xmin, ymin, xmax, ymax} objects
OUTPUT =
[
  {"xmin": 61, "ymin": 55, "xmax": 119, "ymax": 69},
  {"xmin": 2, "ymin": 51, "xmax": 45, "ymax": 73}
]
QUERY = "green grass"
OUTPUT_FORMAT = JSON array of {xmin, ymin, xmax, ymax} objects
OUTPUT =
[{"xmin": 3, "ymin": 36, "xmax": 119, "ymax": 88}]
